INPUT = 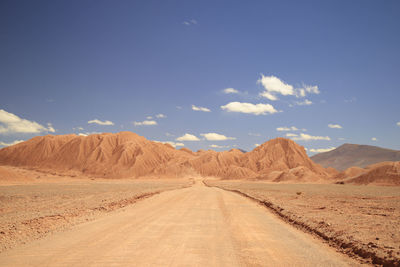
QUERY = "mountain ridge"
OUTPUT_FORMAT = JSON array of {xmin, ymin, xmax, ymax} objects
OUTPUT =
[
  {"xmin": 311, "ymin": 143, "xmax": 400, "ymax": 171},
  {"xmin": 0, "ymin": 132, "xmax": 330, "ymax": 181}
]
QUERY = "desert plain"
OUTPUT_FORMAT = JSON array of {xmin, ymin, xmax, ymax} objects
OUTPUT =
[{"xmin": 0, "ymin": 132, "xmax": 399, "ymax": 266}]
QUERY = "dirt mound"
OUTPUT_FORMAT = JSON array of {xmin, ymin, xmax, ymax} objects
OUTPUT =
[
  {"xmin": 335, "ymin": 166, "xmax": 366, "ymax": 180},
  {"xmin": 271, "ymin": 166, "xmax": 327, "ymax": 183},
  {"xmin": 0, "ymin": 133, "xmax": 331, "ymax": 181},
  {"xmin": 346, "ymin": 161, "xmax": 400, "ymax": 186},
  {"xmin": 242, "ymin": 138, "xmax": 330, "ymax": 179},
  {"xmin": 0, "ymin": 132, "xmax": 190, "ymax": 178},
  {"xmin": 0, "ymin": 166, "xmax": 32, "ymax": 183}
]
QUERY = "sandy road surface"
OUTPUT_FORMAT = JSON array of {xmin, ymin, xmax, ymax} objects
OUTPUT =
[{"xmin": 0, "ymin": 181, "xmax": 356, "ymax": 266}]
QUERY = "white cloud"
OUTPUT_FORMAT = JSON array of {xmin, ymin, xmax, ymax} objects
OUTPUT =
[
  {"xmin": 154, "ymin": 141, "xmax": 184, "ymax": 148},
  {"xmin": 134, "ymin": 120, "xmax": 157, "ymax": 126},
  {"xmin": 285, "ymin": 133, "xmax": 298, "ymax": 137},
  {"xmin": 210, "ymin": 144, "xmax": 229, "ymax": 149},
  {"xmin": 201, "ymin": 133, "xmax": 236, "ymax": 141},
  {"xmin": 303, "ymin": 84, "xmax": 320, "ymax": 95},
  {"xmin": 344, "ymin": 97, "xmax": 357, "ymax": 103},
  {"xmin": 258, "ymin": 75, "xmax": 319, "ymax": 101},
  {"xmin": 0, "ymin": 139, "xmax": 24, "ymax": 147},
  {"xmin": 328, "ymin": 124, "xmax": 342, "ymax": 129},
  {"xmin": 73, "ymin": 126, "xmax": 84, "ymax": 131},
  {"xmin": 308, "ymin": 147, "xmax": 336, "ymax": 153},
  {"xmin": 254, "ymin": 143, "xmax": 260, "ymax": 147},
  {"xmin": 338, "ymin": 137, "xmax": 346, "ymax": 140},
  {"xmin": 88, "ymin": 119, "xmax": 114, "ymax": 126},
  {"xmin": 397, "ymin": 122, "xmax": 400, "ymax": 126},
  {"xmin": 146, "ymin": 116, "xmax": 153, "ymax": 120},
  {"xmin": 0, "ymin": 109, "xmax": 55, "ymax": 134},
  {"xmin": 371, "ymin": 137, "xmax": 377, "ymax": 141},
  {"xmin": 192, "ymin": 105, "xmax": 211, "ymax": 112},
  {"xmin": 183, "ymin": 19, "xmax": 197, "ymax": 26},
  {"xmin": 176, "ymin": 133, "xmax": 200, "ymax": 141},
  {"xmin": 47, "ymin": 123, "xmax": 55, "ymax": 133},
  {"xmin": 223, "ymin": 88, "xmax": 239, "ymax": 94},
  {"xmin": 259, "ymin": 91, "xmax": 279, "ymax": 101},
  {"xmin": 291, "ymin": 133, "xmax": 331, "ymax": 141},
  {"xmin": 156, "ymin": 114, "xmax": 166, "ymax": 118},
  {"xmin": 295, "ymin": 99, "xmax": 312, "ymax": 106},
  {"xmin": 221, "ymin": 102, "xmax": 278, "ymax": 115},
  {"xmin": 276, "ymin": 126, "xmax": 299, "ymax": 132},
  {"xmin": 78, "ymin": 131, "xmax": 101, "ymax": 137},
  {"xmin": 258, "ymin": 75, "xmax": 294, "ymax": 99},
  {"xmin": 165, "ymin": 132, "xmax": 174, "ymax": 137}
]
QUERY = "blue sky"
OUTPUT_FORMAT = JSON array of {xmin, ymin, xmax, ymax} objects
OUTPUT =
[{"xmin": 1, "ymin": 0, "xmax": 399, "ymax": 154}]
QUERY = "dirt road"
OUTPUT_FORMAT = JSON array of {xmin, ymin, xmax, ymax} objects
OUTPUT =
[{"xmin": 0, "ymin": 181, "xmax": 356, "ymax": 266}]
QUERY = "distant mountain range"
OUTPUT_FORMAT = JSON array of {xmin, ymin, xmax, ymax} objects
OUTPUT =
[{"xmin": 311, "ymin": 144, "xmax": 400, "ymax": 171}]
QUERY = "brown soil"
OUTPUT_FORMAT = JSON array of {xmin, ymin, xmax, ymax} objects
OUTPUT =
[
  {"xmin": 205, "ymin": 180, "xmax": 400, "ymax": 266},
  {"xmin": 0, "ymin": 175, "xmax": 192, "ymax": 252},
  {"xmin": 0, "ymin": 181, "xmax": 356, "ymax": 266}
]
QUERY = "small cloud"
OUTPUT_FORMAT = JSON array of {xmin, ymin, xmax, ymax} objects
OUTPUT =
[
  {"xmin": 88, "ymin": 119, "xmax": 114, "ymax": 126},
  {"xmin": 154, "ymin": 141, "xmax": 184, "ymax": 148},
  {"xmin": 0, "ymin": 139, "xmax": 24, "ymax": 147},
  {"xmin": 223, "ymin": 88, "xmax": 239, "ymax": 94},
  {"xmin": 371, "ymin": 137, "xmax": 377, "ymax": 141},
  {"xmin": 258, "ymin": 75, "xmax": 319, "ymax": 101},
  {"xmin": 165, "ymin": 132, "xmax": 174, "ymax": 137},
  {"xmin": 338, "ymin": 137, "xmax": 346, "ymax": 141},
  {"xmin": 308, "ymin": 147, "xmax": 336, "ymax": 153},
  {"xmin": 254, "ymin": 143, "xmax": 260, "ymax": 147},
  {"xmin": 176, "ymin": 133, "xmax": 200, "ymax": 141},
  {"xmin": 78, "ymin": 132, "xmax": 101, "ymax": 137},
  {"xmin": 397, "ymin": 122, "xmax": 400, "ymax": 127},
  {"xmin": 210, "ymin": 144, "xmax": 229, "ymax": 149},
  {"xmin": 46, "ymin": 123, "xmax": 55, "ymax": 133},
  {"xmin": 156, "ymin": 114, "xmax": 166, "ymax": 118},
  {"xmin": 328, "ymin": 124, "xmax": 343, "ymax": 129},
  {"xmin": 183, "ymin": 19, "xmax": 197, "ymax": 26},
  {"xmin": 258, "ymin": 75, "xmax": 294, "ymax": 101},
  {"xmin": 221, "ymin": 102, "xmax": 278, "ymax": 115},
  {"xmin": 299, "ymin": 84, "xmax": 320, "ymax": 96},
  {"xmin": 146, "ymin": 116, "xmax": 153, "ymax": 120},
  {"xmin": 192, "ymin": 105, "xmax": 211, "ymax": 112},
  {"xmin": 285, "ymin": 133, "xmax": 298, "ymax": 137},
  {"xmin": 73, "ymin": 126, "xmax": 84, "ymax": 131},
  {"xmin": 0, "ymin": 109, "xmax": 55, "ymax": 134},
  {"xmin": 344, "ymin": 97, "xmax": 357, "ymax": 103},
  {"xmin": 291, "ymin": 133, "xmax": 331, "ymax": 141},
  {"xmin": 276, "ymin": 126, "xmax": 299, "ymax": 132},
  {"xmin": 133, "ymin": 120, "xmax": 157, "ymax": 126},
  {"xmin": 201, "ymin": 133, "xmax": 236, "ymax": 141},
  {"xmin": 248, "ymin": 132, "xmax": 261, "ymax": 137},
  {"xmin": 295, "ymin": 99, "xmax": 312, "ymax": 106},
  {"xmin": 259, "ymin": 91, "xmax": 279, "ymax": 101},
  {"xmin": 176, "ymin": 106, "xmax": 183, "ymax": 110}
]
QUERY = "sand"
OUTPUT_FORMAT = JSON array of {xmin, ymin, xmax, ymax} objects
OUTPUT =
[
  {"xmin": 0, "ymin": 176, "xmax": 192, "ymax": 252},
  {"xmin": 0, "ymin": 181, "xmax": 356, "ymax": 266},
  {"xmin": 205, "ymin": 180, "xmax": 400, "ymax": 265}
]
